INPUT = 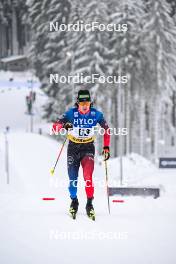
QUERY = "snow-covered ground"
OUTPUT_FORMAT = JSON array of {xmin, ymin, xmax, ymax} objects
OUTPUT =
[
  {"xmin": 0, "ymin": 71, "xmax": 176, "ymax": 264},
  {"xmin": 0, "ymin": 132, "xmax": 176, "ymax": 264}
]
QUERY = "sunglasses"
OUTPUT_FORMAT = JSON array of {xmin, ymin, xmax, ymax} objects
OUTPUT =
[{"xmin": 78, "ymin": 101, "xmax": 91, "ymax": 106}]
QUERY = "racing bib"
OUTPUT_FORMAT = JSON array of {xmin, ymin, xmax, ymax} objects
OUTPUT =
[{"xmin": 68, "ymin": 127, "xmax": 95, "ymax": 139}]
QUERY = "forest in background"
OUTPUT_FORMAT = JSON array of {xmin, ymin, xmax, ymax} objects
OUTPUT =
[{"xmin": 0, "ymin": 0, "xmax": 176, "ymax": 161}]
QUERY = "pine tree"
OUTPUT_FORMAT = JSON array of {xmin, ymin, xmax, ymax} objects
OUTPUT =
[
  {"xmin": 28, "ymin": 0, "xmax": 71, "ymax": 121},
  {"xmin": 108, "ymin": 0, "xmax": 145, "ymax": 156},
  {"xmin": 142, "ymin": 0, "xmax": 176, "ymax": 161},
  {"xmin": 67, "ymin": 0, "xmax": 110, "ymax": 99}
]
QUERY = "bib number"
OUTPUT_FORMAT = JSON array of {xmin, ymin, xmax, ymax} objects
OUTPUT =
[
  {"xmin": 68, "ymin": 127, "xmax": 94, "ymax": 139},
  {"xmin": 78, "ymin": 128, "xmax": 91, "ymax": 137}
]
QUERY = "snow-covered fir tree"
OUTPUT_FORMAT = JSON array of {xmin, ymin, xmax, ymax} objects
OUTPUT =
[
  {"xmin": 142, "ymin": 0, "xmax": 176, "ymax": 161},
  {"xmin": 28, "ymin": 0, "xmax": 71, "ymax": 121},
  {"xmin": 107, "ymin": 0, "xmax": 145, "ymax": 156}
]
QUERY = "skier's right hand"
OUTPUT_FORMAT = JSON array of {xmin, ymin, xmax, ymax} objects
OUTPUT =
[{"xmin": 64, "ymin": 122, "xmax": 73, "ymax": 131}]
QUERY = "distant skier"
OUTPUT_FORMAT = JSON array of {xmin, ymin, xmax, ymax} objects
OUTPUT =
[
  {"xmin": 26, "ymin": 95, "xmax": 32, "ymax": 114},
  {"xmin": 52, "ymin": 90, "xmax": 110, "ymax": 220}
]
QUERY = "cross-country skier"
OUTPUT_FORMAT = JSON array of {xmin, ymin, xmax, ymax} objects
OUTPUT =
[{"xmin": 52, "ymin": 90, "xmax": 110, "ymax": 220}]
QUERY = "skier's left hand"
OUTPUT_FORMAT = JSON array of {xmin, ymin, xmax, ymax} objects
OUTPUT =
[{"xmin": 102, "ymin": 146, "xmax": 110, "ymax": 161}]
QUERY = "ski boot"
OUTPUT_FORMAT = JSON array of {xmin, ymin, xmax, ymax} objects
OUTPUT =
[
  {"xmin": 86, "ymin": 198, "xmax": 95, "ymax": 221},
  {"xmin": 69, "ymin": 197, "xmax": 79, "ymax": 219}
]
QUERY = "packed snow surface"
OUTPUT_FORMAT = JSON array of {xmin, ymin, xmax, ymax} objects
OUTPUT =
[{"xmin": 0, "ymin": 70, "xmax": 176, "ymax": 264}]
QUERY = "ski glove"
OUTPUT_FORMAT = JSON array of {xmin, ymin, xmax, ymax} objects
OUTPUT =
[
  {"xmin": 64, "ymin": 122, "xmax": 73, "ymax": 131},
  {"xmin": 102, "ymin": 146, "xmax": 110, "ymax": 161}
]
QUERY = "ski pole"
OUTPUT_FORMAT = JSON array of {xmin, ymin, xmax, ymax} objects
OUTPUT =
[
  {"xmin": 104, "ymin": 158, "xmax": 110, "ymax": 214},
  {"xmin": 50, "ymin": 137, "xmax": 67, "ymax": 175}
]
